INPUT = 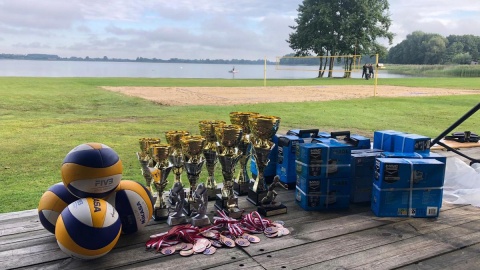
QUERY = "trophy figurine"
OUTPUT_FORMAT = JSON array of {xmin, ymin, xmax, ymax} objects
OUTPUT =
[
  {"xmin": 180, "ymin": 135, "xmax": 206, "ymax": 216},
  {"xmin": 191, "ymin": 183, "xmax": 210, "ymax": 227},
  {"xmin": 199, "ymin": 120, "xmax": 226, "ymax": 200},
  {"xmin": 214, "ymin": 124, "xmax": 244, "ymax": 219},
  {"xmin": 230, "ymin": 112, "xmax": 258, "ymax": 196},
  {"xmin": 167, "ymin": 182, "xmax": 188, "ymax": 226},
  {"xmin": 137, "ymin": 138, "xmax": 161, "ymax": 192},
  {"xmin": 165, "ymin": 130, "xmax": 190, "ymax": 184},
  {"xmin": 247, "ymin": 114, "xmax": 281, "ymax": 206},
  {"xmin": 258, "ymin": 175, "xmax": 288, "ymax": 216},
  {"xmin": 150, "ymin": 144, "xmax": 173, "ymax": 221}
]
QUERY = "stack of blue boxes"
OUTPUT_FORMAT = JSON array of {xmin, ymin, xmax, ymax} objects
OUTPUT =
[
  {"xmin": 371, "ymin": 130, "xmax": 446, "ymax": 217},
  {"xmin": 294, "ymin": 139, "xmax": 353, "ymax": 210}
]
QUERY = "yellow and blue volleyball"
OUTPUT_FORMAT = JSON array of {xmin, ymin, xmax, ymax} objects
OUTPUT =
[
  {"xmin": 106, "ymin": 180, "xmax": 154, "ymax": 234},
  {"xmin": 55, "ymin": 198, "xmax": 122, "ymax": 260},
  {"xmin": 61, "ymin": 143, "xmax": 122, "ymax": 198},
  {"xmin": 38, "ymin": 182, "xmax": 79, "ymax": 234}
]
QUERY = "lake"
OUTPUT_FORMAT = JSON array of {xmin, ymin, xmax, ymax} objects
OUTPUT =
[{"xmin": 0, "ymin": 60, "xmax": 411, "ymax": 79}]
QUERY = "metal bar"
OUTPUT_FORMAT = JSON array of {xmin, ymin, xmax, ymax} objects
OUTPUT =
[
  {"xmin": 436, "ymin": 141, "xmax": 479, "ymax": 163},
  {"xmin": 431, "ymin": 102, "xmax": 480, "ymax": 146}
]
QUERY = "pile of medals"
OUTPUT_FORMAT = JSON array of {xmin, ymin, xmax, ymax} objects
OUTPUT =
[{"xmin": 146, "ymin": 210, "xmax": 289, "ymax": 256}]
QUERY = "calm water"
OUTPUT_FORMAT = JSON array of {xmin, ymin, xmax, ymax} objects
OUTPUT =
[{"xmin": 0, "ymin": 60, "xmax": 410, "ymax": 79}]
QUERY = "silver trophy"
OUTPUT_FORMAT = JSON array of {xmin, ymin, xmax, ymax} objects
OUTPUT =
[
  {"xmin": 137, "ymin": 137, "xmax": 161, "ymax": 192},
  {"xmin": 191, "ymin": 183, "xmax": 210, "ymax": 227},
  {"xmin": 167, "ymin": 182, "xmax": 187, "ymax": 226}
]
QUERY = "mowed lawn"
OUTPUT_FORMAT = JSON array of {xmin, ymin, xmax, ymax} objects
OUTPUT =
[{"xmin": 0, "ymin": 77, "xmax": 479, "ymax": 213}]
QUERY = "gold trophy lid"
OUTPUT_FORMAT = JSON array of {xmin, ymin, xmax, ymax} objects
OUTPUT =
[
  {"xmin": 181, "ymin": 135, "xmax": 206, "ymax": 158},
  {"xmin": 139, "ymin": 137, "xmax": 161, "ymax": 153},
  {"xmin": 199, "ymin": 120, "xmax": 226, "ymax": 142},
  {"xmin": 215, "ymin": 124, "xmax": 243, "ymax": 148},
  {"xmin": 249, "ymin": 114, "xmax": 281, "ymax": 140},
  {"xmin": 149, "ymin": 143, "xmax": 171, "ymax": 162},
  {"xmin": 165, "ymin": 130, "xmax": 190, "ymax": 148},
  {"xmin": 230, "ymin": 112, "xmax": 259, "ymax": 133}
]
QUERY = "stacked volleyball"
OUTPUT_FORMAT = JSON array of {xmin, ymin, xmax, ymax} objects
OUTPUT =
[{"xmin": 37, "ymin": 142, "xmax": 154, "ymax": 260}]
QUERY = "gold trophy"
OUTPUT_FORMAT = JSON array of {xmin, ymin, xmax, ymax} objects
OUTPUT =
[
  {"xmin": 137, "ymin": 138, "xmax": 161, "ymax": 192},
  {"xmin": 247, "ymin": 114, "xmax": 281, "ymax": 206},
  {"xmin": 149, "ymin": 144, "xmax": 173, "ymax": 221},
  {"xmin": 199, "ymin": 120, "xmax": 226, "ymax": 200},
  {"xmin": 229, "ymin": 112, "xmax": 259, "ymax": 196},
  {"xmin": 180, "ymin": 135, "xmax": 206, "ymax": 216},
  {"xmin": 165, "ymin": 130, "xmax": 190, "ymax": 184},
  {"xmin": 214, "ymin": 124, "xmax": 244, "ymax": 218}
]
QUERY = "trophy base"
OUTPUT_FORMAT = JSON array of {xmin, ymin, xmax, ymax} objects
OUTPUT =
[
  {"xmin": 247, "ymin": 189, "xmax": 268, "ymax": 206},
  {"xmin": 233, "ymin": 181, "xmax": 249, "ymax": 196},
  {"xmin": 191, "ymin": 216, "xmax": 211, "ymax": 227},
  {"xmin": 258, "ymin": 203, "xmax": 287, "ymax": 217},
  {"xmin": 214, "ymin": 194, "xmax": 243, "ymax": 219},
  {"xmin": 207, "ymin": 187, "xmax": 221, "ymax": 201},
  {"xmin": 166, "ymin": 214, "xmax": 188, "ymax": 226},
  {"xmin": 182, "ymin": 199, "xmax": 199, "ymax": 217},
  {"xmin": 152, "ymin": 207, "xmax": 169, "ymax": 221}
]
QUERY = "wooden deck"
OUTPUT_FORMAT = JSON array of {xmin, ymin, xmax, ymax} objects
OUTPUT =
[{"xmin": 2, "ymin": 148, "xmax": 480, "ymax": 270}]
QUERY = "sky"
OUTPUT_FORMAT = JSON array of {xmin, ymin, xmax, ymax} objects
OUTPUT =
[{"xmin": 0, "ymin": 0, "xmax": 479, "ymax": 61}]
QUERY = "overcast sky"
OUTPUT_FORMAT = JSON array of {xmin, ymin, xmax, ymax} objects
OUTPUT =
[{"xmin": 0, "ymin": 0, "xmax": 479, "ymax": 60}]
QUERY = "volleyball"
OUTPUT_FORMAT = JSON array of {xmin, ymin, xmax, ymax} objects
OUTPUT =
[
  {"xmin": 106, "ymin": 180, "xmax": 154, "ymax": 234},
  {"xmin": 55, "ymin": 198, "xmax": 122, "ymax": 260},
  {"xmin": 61, "ymin": 143, "xmax": 122, "ymax": 198},
  {"xmin": 38, "ymin": 182, "xmax": 78, "ymax": 234}
]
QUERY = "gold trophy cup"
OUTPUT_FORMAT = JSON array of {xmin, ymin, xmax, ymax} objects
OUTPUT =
[
  {"xmin": 199, "ymin": 120, "xmax": 226, "ymax": 200},
  {"xmin": 137, "ymin": 137, "xmax": 161, "ymax": 192},
  {"xmin": 180, "ymin": 135, "xmax": 206, "ymax": 216},
  {"xmin": 230, "ymin": 112, "xmax": 259, "ymax": 196},
  {"xmin": 214, "ymin": 124, "xmax": 244, "ymax": 218},
  {"xmin": 150, "ymin": 144, "xmax": 173, "ymax": 221},
  {"xmin": 165, "ymin": 130, "xmax": 190, "ymax": 184},
  {"xmin": 247, "ymin": 114, "xmax": 281, "ymax": 206}
]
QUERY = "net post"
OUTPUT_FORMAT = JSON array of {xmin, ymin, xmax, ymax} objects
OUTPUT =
[
  {"xmin": 374, "ymin": 54, "xmax": 379, "ymax": 97},
  {"xmin": 264, "ymin": 56, "xmax": 267, "ymax": 87}
]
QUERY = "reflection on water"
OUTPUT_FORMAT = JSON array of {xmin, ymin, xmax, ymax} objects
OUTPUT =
[{"xmin": 0, "ymin": 60, "xmax": 414, "ymax": 79}]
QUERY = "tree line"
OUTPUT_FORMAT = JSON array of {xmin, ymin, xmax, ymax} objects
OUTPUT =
[{"xmin": 387, "ymin": 31, "xmax": 480, "ymax": 65}]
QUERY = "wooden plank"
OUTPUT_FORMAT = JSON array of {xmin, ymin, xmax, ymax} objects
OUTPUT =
[
  {"xmin": 306, "ymin": 215, "xmax": 480, "ymax": 269},
  {"xmin": 207, "ymin": 258, "xmax": 264, "ymax": 270},
  {"xmin": 397, "ymin": 242, "xmax": 480, "ymax": 270},
  {"xmin": 431, "ymin": 139, "xmax": 480, "ymax": 150},
  {"xmin": 252, "ymin": 205, "xmax": 480, "ymax": 269}
]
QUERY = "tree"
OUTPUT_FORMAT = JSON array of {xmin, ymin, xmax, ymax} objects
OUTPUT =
[{"xmin": 287, "ymin": 0, "xmax": 393, "ymax": 78}]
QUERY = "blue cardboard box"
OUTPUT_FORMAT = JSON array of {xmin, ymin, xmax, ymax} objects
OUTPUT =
[
  {"xmin": 380, "ymin": 151, "xmax": 446, "ymax": 164},
  {"xmin": 373, "ymin": 130, "xmax": 405, "ymax": 151},
  {"xmin": 374, "ymin": 158, "xmax": 445, "ymax": 189},
  {"xmin": 371, "ymin": 183, "xmax": 443, "ymax": 217},
  {"xmin": 286, "ymin": 129, "xmax": 319, "ymax": 139},
  {"xmin": 296, "ymin": 140, "xmax": 352, "ymax": 169},
  {"xmin": 277, "ymin": 135, "xmax": 304, "ymax": 185},
  {"xmin": 295, "ymin": 179, "xmax": 350, "ymax": 211},
  {"xmin": 296, "ymin": 176, "xmax": 351, "ymax": 195},
  {"xmin": 393, "ymin": 133, "xmax": 431, "ymax": 153},
  {"xmin": 350, "ymin": 151, "xmax": 383, "ymax": 203},
  {"xmin": 296, "ymin": 160, "xmax": 352, "ymax": 179}
]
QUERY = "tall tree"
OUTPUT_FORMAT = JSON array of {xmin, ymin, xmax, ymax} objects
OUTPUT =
[{"xmin": 287, "ymin": 0, "xmax": 393, "ymax": 78}]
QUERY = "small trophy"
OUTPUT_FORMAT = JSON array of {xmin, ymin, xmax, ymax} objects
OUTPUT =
[
  {"xmin": 167, "ymin": 182, "xmax": 188, "ymax": 226},
  {"xmin": 214, "ymin": 124, "xmax": 244, "ymax": 219},
  {"xmin": 180, "ymin": 135, "xmax": 206, "ymax": 216},
  {"xmin": 230, "ymin": 112, "xmax": 258, "ymax": 196},
  {"xmin": 199, "ymin": 120, "xmax": 226, "ymax": 200},
  {"xmin": 165, "ymin": 130, "xmax": 190, "ymax": 184},
  {"xmin": 258, "ymin": 175, "xmax": 288, "ymax": 217},
  {"xmin": 247, "ymin": 114, "xmax": 281, "ymax": 206},
  {"xmin": 150, "ymin": 144, "xmax": 173, "ymax": 221},
  {"xmin": 137, "ymin": 138, "xmax": 161, "ymax": 192},
  {"xmin": 191, "ymin": 183, "xmax": 210, "ymax": 227}
]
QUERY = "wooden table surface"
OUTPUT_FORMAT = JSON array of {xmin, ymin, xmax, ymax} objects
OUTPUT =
[
  {"xmin": 3, "ymin": 189, "xmax": 480, "ymax": 270},
  {"xmin": 2, "ymin": 148, "xmax": 480, "ymax": 270}
]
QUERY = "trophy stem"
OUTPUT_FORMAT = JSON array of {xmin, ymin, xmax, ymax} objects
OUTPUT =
[
  {"xmin": 137, "ymin": 152, "xmax": 153, "ymax": 191},
  {"xmin": 221, "ymin": 169, "xmax": 235, "ymax": 199},
  {"xmin": 151, "ymin": 165, "xmax": 172, "ymax": 221}
]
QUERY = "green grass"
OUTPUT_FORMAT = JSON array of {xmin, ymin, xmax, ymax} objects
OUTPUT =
[
  {"xmin": 385, "ymin": 64, "xmax": 480, "ymax": 78},
  {"xmin": 1, "ymin": 77, "xmax": 479, "ymax": 213}
]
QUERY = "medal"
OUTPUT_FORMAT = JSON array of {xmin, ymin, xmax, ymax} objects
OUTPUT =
[
  {"xmin": 179, "ymin": 249, "xmax": 194, "ymax": 257},
  {"xmin": 203, "ymin": 246, "xmax": 217, "ymax": 255},
  {"xmin": 160, "ymin": 246, "xmax": 176, "ymax": 255}
]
